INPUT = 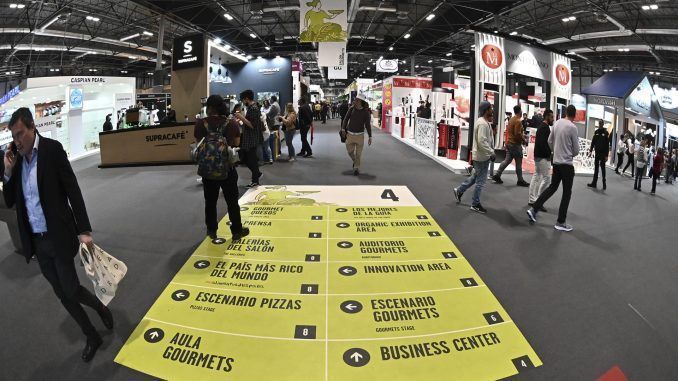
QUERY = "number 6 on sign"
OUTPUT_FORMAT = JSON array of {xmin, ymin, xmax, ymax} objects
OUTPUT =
[{"xmin": 381, "ymin": 189, "xmax": 399, "ymax": 202}]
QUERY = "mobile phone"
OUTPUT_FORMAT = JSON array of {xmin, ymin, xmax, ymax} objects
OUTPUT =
[{"xmin": 9, "ymin": 142, "xmax": 17, "ymax": 155}]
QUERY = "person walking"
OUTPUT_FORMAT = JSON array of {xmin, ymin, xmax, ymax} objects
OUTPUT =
[
  {"xmin": 651, "ymin": 147, "xmax": 664, "ymax": 195},
  {"xmin": 235, "ymin": 90, "xmax": 263, "ymax": 188},
  {"xmin": 341, "ymin": 95, "xmax": 373, "ymax": 176},
  {"xmin": 297, "ymin": 97, "xmax": 314, "ymax": 157},
  {"xmin": 266, "ymin": 96, "xmax": 282, "ymax": 161},
  {"xmin": 527, "ymin": 105, "xmax": 580, "ymax": 232},
  {"xmin": 102, "ymin": 114, "xmax": 113, "ymax": 132},
  {"xmin": 199, "ymin": 95, "xmax": 251, "ymax": 241},
  {"xmin": 633, "ymin": 140, "xmax": 649, "ymax": 191},
  {"xmin": 279, "ymin": 103, "xmax": 298, "ymax": 161},
  {"xmin": 321, "ymin": 102, "xmax": 329, "ymax": 124},
  {"xmin": 453, "ymin": 101, "xmax": 495, "ymax": 214},
  {"xmin": 528, "ymin": 109, "xmax": 554, "ymax": 210},
  {"xmin": 665, "ymin": 150, "xmax": 674, "ymax": 184},
  {"xmin": 622, "ymin": 135, "xmax": 635, "ymax": 177},
  {"xmin": 615, "ymin": 133, "xmax": 626, "ymax": 174},
  {"xmin": 587, "ymin": 120, "xmax": 610, "ymax": 190},
  {"xmin": 492, "ymin": 105, "xmax": 530, "ymax": 187},
  {"xmin": 3, "ymin": 107, "xmax": 113, "ymax": 362},
  {"xmin": 314, "ymin": 102, "xmax": 321, "ymax": 121}
]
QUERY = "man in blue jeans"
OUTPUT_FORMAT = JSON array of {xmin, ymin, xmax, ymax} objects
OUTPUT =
[{"xmin": 453, "ymin": 101, "xmax": 495, "ymax": 214}]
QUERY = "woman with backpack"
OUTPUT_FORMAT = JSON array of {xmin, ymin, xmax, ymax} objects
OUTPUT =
[
  {"xmin": 279, "ymin": 103, "xmax": 298, "ymax": 162},
  {"xmin": 197, "ymin": 95, "xmax": 250, "ymax": 241},
  {"xmin": 634, "ymin": 139, "xmax": 649, "ymax": 191}
]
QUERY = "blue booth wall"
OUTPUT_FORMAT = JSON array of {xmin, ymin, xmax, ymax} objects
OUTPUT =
[{"xmin": 209, "ymin": 57, "xmax": 293, "ymax": 110}]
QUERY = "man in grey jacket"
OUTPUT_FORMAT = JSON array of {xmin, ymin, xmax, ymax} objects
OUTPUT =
[
  {"xmin": 527, "ymin": 104, "xmax": 580, "ymax": 232},
  {"xmin": 453, "ymin": 101, "xmax": 495, "ymax": 214},
  {"xmin": 266, "ymin": 96, "xmax": 281, "ymax": 159}
]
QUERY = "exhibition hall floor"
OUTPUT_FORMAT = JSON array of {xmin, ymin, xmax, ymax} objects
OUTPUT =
[{"xmin": 1, "ymin": 119, "xmax": 677, "ymax": 380}]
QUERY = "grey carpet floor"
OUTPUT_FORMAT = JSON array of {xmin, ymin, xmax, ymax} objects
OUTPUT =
[{"xmin": 1, "ymin": 118, "xmax": 677, "ymax": 380}]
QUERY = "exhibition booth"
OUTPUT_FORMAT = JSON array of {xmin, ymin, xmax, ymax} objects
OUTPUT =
[
  {"xmin": 582, "ymin": 71, "xmax": 666, "ymax": 167},
  {"xmin": 0, "ymin": 76, "xmax": 136, "ymax": 160}
]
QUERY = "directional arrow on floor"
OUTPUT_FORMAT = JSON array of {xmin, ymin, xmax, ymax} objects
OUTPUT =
[
  {"xmin": 340, "ymin": 300, "xmax": 363, "ymax": 314},
  {"xmin": 337, "ymin": 241, "xmax": 353, "ymax": 249},
  {"xmin": 144, "ymin": 328, "xmax": 165, "ymax": 343},
  {"xmin": 343, "ymin": 348, "xmax": 370, "ymax": 367},
  {"xmin": 194, "ymin": 260, "xmax": 211, "ymax": 269},
  {"xmin": 338, "ymin": 266, "xmax": 357, "ymax": 276},
  {"xmin": 171, "ymin": 289, "xmax": 190, "ymax": 301},
  {"xmin": 336, "ymin": 222, "xmax": 350, "ymax": 228}
]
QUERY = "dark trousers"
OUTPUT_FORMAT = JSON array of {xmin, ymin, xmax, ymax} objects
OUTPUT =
[
  {"xmin": 533, "ymin": 164, "xmax": 575, "ymax": 224},
  {"xmin": 615, "ymin": 152, "xmax": 624, "ymax": 172},
  {"xmin": 591, "ymin": 155, "xmax": 606, "ymax": 186},
  {"xmin": 300, "ymin": 125, "xmax": 312, "ymax": 155},
  {"xmin": 203, "ymin": 171, "xmax": 242, "ymax": 234},
  {"xmin": 321, "ymin": 112, "xmax": 327, "ymax": 123},
  {"xmin": 34, "ymin": 235, "xmax": 102, "ymax": 339},
  {"xmin": 634, "ymin": 166, "xmax": 646, "ymax": 190},
  {"xmin": 496, "ymin": 143, "xmax": 525, "ymax": 182},
  {"xmin": 623, "ymin": 153, "xmax": 635, "ymax": 176},
  {"xmin": 651, "ymin": 169, "xmax": 660, "ymax": 193},
  {"xmin": 242, "ymin": 148, "xmax": 261, "ymax": 183}
]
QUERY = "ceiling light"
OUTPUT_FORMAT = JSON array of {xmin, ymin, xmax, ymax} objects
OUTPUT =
[
  {"xmin": 427, "ymin": 59, "xmax": 433, "ymax": 63},
  {"xmin": 404, "ymin": 33, "xmax": 411, "ymax": 39},
  {"xmin": 265, "ymin": 46, "xmax": 270, "ymax": 51},
  {"xmin": 642, "ymin": 5, "xmax": 650, "ymax": 10},
  {"xmin": 562, "ymin": 17, "xmax": 570, "ymax": 22},
  {"xmin": 569, "ymin": 16, "xmax": 576, "ymax": 21},
  {"xmin": 656, "ymin": 72, "xmax": 660, "ymax": 75},
  {"xmin": 257, "ymin": 56, "xmax": 262, "ymax": 59},
  {"xmin": 649, "ymin": 71, "xmax": 655, "ymax": 74},
  {"xmin": 120, "ymin": 33, "xmax": 140, "ymax": 42},
  {"xmin": 9, "ymin": 4, "xmax": 17, "ymax": 8},
  {"xmin": 389, "ymin": 47, "xmax": 394, "ymax": 51},
  {"xmin": 446, "ymin": 52, "xmax": 452, "ymax": 57},
  {"xmin": 86, "ymin": 16, "xmax": 100, "ymax": 22},
  {"xmin": 120, "ymin": 70, "xmax": 128, "ymax": 73},
  {"xmin": 41, "ymin": 15, "xmax": 60, "ymax": 30},
  {"xmin": 142, "ymin": 31, "xmax": 153, "ymax": 36},
  {"xmin": 224, "ymin": 13, "xmax": 234, "ymax": 20},
  {"xmin": 650, "ymin": 4, "xmax": 658, "ymax": 10},
  {"xmin": 146, "ymin": 72, "xmax": 152, "ymax": 75},
  {"xmin": 5, "ymin": 72, "xmax": 10, "ymax": 75},
  {"xmin": 214, "ymin": 38, "xmax": 222, "ymax": 44},
  {"xmin": 426, "ymin": 14, "xmax": 435, "ymax": 21},
  {"xmin": 275, "ymin": 55, "xmax": 281, "ymax": 59},
  {"xmin": 510, "ymin": 31, "xmax": 518, "ymax": 36},
  {"xmin": 415, "ymin": 65, "xmax": 420, "ymax": 68},
  {"xmin": 249, "ymin": 33, "xmax": 257, "ymax": 39}
]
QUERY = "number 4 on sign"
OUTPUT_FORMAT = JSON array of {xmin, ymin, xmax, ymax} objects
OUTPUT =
[{"xmin": 381, "ymin": 189, "xmax": 399, "ymax": 202}]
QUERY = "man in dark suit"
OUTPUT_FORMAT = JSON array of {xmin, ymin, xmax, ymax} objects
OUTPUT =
[{"xmin": 3, "ymin": 108, "xmax": 112, "ymax": 362}]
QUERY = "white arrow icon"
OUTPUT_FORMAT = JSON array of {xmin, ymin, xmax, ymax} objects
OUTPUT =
[
  {"xmin": 341, "ymin": 243, "xmax": 350, "ymax": 247},
  {"xmin": 342, "ymin": 268, "xmax": 353, "ymax": 274},
  {"xmin": 149, "ymin": 331, "xmax": 159, "ymax": 339},
  {"xmin": 175, "ymin": 292, "xmax": 185, "ymax": 298},
  {"xmin": 350, "ymin": 352, "xmax": 363, "ymax": 362},
  {"xmin": 199, "ymin": 262, "xmax": 207, "ymax": 267},
  {"xmin": 346, "ymin": 304, "xmax": 356, "ymax": 311}
]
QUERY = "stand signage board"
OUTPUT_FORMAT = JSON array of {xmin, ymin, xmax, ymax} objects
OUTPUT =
[
  {"xmin": 115, "ymin": 185, "xmax": 541, "ymax": 380},
  {"xmin": 376, "ymin": 59, "xmax": 398, "ymax": 73},
  {"xmin": 504, "ymin": 40, "xmax": 550, "ymax": 81},
  {"xmin": 172, "ymin": 34, "xmax": 205, "ymax": 71},
  {"xmin": 0, "ymin": 86, "xmax": 20, "ymax": 107},
  {"xmin": 550, "ymin": 53, "xmax": 572, "ymax": 102},
  {"xmin": 328, "ymin": 65, "xmax": 348, "ymax": 80}
]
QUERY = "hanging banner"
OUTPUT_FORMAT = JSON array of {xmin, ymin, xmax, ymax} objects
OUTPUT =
[
  {"xmin": 504, "ymin": 40, "xmax": 550, "ymax": 81},
  {"xmin": 328, "ymin": 65, "xmax": 348, "ymax": 80},
  {"xmin": 550, "ymin": 53, "xmax": 571, "ymax": 102},
  {"xmin": 300, "ymin": 0, "xmax": 348, "ymax": 42},
  {"xmin": 318, "ymin": 42, "xmax": 346, "ymax": 67},
  {"xmin": 115, "ymin": 185, "xmax": 542, "ymax": 381},
  {"xmin": 625, "ymin": 77, "xmax": 653, "ymax": 117},
  {"xmin": 475, "ymin": 32, "xmax": 506, "ymax": 86},
  {"xmin": 654, "ymin": 86, "xmax": 678, "ymax": 111}
]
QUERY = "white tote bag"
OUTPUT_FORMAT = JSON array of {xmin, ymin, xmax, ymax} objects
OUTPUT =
[{"xmin": 79, "ymin": 243, "xmax": 128, "ymax": 306}]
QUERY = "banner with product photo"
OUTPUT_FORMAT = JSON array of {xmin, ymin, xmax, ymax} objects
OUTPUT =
[{"xmin": 300, "ymin": 0, "xmax": 348, "ymax": 42}]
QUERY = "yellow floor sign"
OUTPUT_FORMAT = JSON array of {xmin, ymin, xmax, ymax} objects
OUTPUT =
[{"xmin": 115, "ymin": 186, "xmax": 541, "ymax": 380}]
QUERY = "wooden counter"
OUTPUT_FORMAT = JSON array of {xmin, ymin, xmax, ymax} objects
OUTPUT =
[{"xmin": 99, "ymin": 123, "xmax": 194, "ymax": 168}]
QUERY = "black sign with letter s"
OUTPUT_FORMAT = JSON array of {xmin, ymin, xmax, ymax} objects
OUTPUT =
[{"xmin": 172, "ymin": 34, "xmax": 205, "ymax": 71}]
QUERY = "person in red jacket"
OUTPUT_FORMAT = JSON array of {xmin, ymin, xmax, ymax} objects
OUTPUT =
[{"xmin": 651, "ymin": 147, "xmax": 664, "ymax": 195}]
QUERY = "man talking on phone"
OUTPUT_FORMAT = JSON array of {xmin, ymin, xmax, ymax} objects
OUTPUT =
[{"xmin": 3, "ymin": 108, "xmax": 112, "ymax": 362}]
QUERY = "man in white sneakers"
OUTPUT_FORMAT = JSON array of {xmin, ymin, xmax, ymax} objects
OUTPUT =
[
  {"xmin": 527, "ymin": 105, "xmax": 579, "ymax": 232},
  {"xmin": 453, "ymin": 101, "xmax": 495, "ymax": 214}
]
